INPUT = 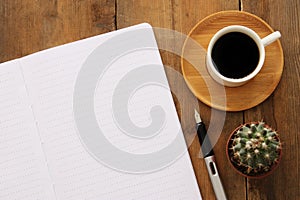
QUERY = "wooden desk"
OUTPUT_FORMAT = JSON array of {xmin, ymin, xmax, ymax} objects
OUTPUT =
[{"xmin": 0, "ymin": 0, "xmax": 299, "ymax": 199}]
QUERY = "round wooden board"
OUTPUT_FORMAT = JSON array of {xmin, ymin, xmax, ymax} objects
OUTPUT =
[{"xmin": 181, "ymin": 11, "xmax": 284, "ymax": 111}]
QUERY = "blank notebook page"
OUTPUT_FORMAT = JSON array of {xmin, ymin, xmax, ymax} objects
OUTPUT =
[
  {"xmin": 1, "ymin": 23, "xmax": 201, "ymax": 199},
  {"xmin": 0, "ymin": 61, "xmax": 55, "ymax": 199}
]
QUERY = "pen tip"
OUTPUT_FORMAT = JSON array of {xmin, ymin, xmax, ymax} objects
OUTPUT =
[{"xmin": 194, "ymin": 109, "xmax": 202, "ymax": 123}]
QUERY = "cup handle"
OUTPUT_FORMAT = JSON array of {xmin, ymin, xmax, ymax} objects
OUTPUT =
[{"xmin": 261, "ymin": 31, "xmax": 281, "ymax": 47}]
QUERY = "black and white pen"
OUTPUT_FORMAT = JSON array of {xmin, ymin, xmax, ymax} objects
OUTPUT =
[{"xmin": 194, "ymin": 109, "xmax": 227, "ymax": 200}]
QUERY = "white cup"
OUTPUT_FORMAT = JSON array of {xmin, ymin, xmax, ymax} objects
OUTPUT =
[{"xmin": 206, "ymin": 25, "xmax": 281, "ymax": 87}]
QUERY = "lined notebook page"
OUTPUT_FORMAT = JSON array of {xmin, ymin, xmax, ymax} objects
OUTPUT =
[
  {"xmin": 0, "ymin": 61, "xmax": 55, "ymax": 199},
  {"xmin": 19, "ymin": 23, "xmax": 201, "ymax": 199}
]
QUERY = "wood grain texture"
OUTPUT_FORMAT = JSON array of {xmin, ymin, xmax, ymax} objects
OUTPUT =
[
  {"xmin": 0, "ymin": 0, "xmax": 116, "ymax": 62},
  {"xmin": 117, "ymin": 1, "xmax": 246, "ymax": 200},
  {"xmin": 181, "ymin": 11, "xmax": 284, "ymax": 111},
  {"xmin": 242, "ymin": 0, "xmax": 300, "ymax": 199}
]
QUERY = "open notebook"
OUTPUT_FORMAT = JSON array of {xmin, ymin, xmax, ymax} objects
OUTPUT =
[{"xmin": 0, "ymin": 23, "xmax": 201, "ymax": 199}]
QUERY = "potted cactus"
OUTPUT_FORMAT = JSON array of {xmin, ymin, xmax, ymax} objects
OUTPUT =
[{"xmin": 226, "ymin": 121, "xmax": 282, "ymax": 178}]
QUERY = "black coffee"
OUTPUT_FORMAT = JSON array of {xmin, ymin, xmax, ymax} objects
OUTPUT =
[{"xmin": 211, "ymin": 32, "xmax": 259, "ymax": 79}]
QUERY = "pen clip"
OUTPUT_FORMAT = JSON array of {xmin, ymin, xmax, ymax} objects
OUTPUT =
[{"xmin": 204, "ymin": 156, "xmax": 227, "ymax": 200}]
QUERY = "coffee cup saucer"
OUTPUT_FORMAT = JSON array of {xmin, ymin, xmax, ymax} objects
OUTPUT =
[{"xmin": 181, "ymin": 10, "xmax": 284, "ymax": 111}]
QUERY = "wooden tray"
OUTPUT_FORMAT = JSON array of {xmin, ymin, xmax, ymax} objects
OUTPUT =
[{"xmin": 181, "ymin": 11, "xmax": 284, "ymax": 111}]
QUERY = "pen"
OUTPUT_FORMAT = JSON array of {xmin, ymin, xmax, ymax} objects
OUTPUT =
[{"xmin": 194, "ymin": 109, "xmax": 227, "ymax": 200}]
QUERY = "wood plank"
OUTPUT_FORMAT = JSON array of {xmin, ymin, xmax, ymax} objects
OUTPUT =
[
  {"xmin": 0, "ymin": 0, "xmax": 116, "ymax": 63},
  {"xmin": 117, "ymin": 1, "xmax": 245, "ymax": 200},
  {"xmin": 242, "ymin": 0, "xmax": 300, "ymax": 199}
]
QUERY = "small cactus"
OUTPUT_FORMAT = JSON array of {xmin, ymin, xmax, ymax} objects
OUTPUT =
[{"xmin": 228, "ymin": 121, "xmax": 282, "ymax": 176}]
